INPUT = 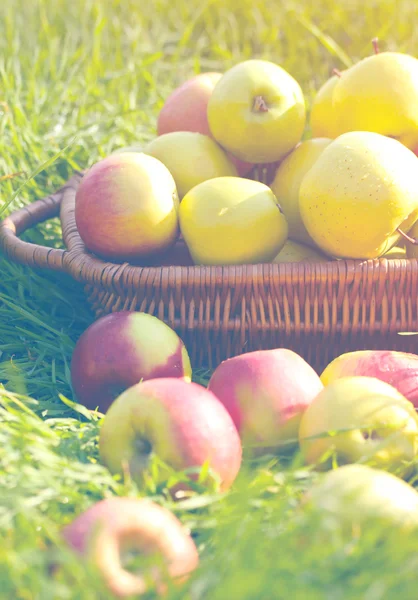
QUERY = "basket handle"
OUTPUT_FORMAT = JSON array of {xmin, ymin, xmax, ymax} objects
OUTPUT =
[{"xmin": 0, "ymin": 173, "xmax": 82, "ymax": 272}]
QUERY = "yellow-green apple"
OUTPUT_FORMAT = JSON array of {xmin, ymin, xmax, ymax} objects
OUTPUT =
[
  {"xmin": 207, "ymin": 59, "xmax": 306, "ymax": 163},
  {"xmin": 383, "ymin": 245, "xmax": 407, "ymax": 258},
  {"xmin": 62, "ymin": 497, "xmax": 199, "ymax": 598},
  {"xmin": 71, "ymin": 311, "xmax": 192, "ymax": 413},
  {"xmin": 298, "ymin": 376, "xmax": 418, "ymax": 475},
  {"xmin": 331, "ymin": 52, "xmax": 418, "ymax": 151},
  {"xmin": 309, "ymin": 73, "xmax": 342, "ymax": 138},
  {"xmin": 303, "ymin": 464, "xmax": 418, "ymax": 537},
  {"xmin": 320, "ymin": 350, "xmax": 418, "ymax": 408},
  {"xmin": 144, "ymin": 132, "xmax": 238, "ymax": 199},
  {"xmin": 299, "ymin": 131, "xmax": 418, "ymax": 259},
  {"xmin": 156, "ymin": 71, "xmax": 253, "ymax": 176},
  {"xmin": 270, "ymin": 138, "xmax": 332, "ymax": 246},
  {"xmin": 99, "ymin": 378, "xmax": 242, "ymax": 493},
  {"xmin": 207, "ymin": 349, "xmax": 324, "ymax": 453},
  {"xmin": 179, "ymin": 176, "xmax": 288, "ymax": 265},
  {"xmin": 272, "ymin": 240, "xmax": 328, "ymax": 263},
  {"xmin": 75, "ymin": 152, "xmax": 179, "ymax": 263}
]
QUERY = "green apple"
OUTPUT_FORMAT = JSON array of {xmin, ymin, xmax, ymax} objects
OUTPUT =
[
  {"xmin": 332, "ymin": 52, "xmax": 418, "ymax": 151},
  {"xmin": 179, "ymin": 176, "xmax": 288, "ymax": 265},
  {"xmin": 207, "ymin": 59, "xmax": 306, "ymax": 163},
  {"xmin": 272, "ymin": 240, "xmax": 328, "ymax": 263},
  {"xmin": 143, "ymin": 132, "xmax": 237, "ymax": 199},
  {"xmin": 310, "ymin": 73, "xmax": 342, "ymax": 138},
  {"xmin": 303, "ymin": 464, "xmax": 418, "ymax": 537},
  {"xmin": 270, "ymin": 138, "xmax": 332, "ymax": 246},
  {"xmin": 298, "ymin": 375, "xmax": 418, "ymax": 476},
  {"xmin": 299, "ymin": 131, "xmax": 418, "ymax": 259}
]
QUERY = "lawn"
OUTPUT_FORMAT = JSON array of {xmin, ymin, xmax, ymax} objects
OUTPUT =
[{"xmin": 1, "ymin": 0, "xmax": 418, "ymax": 598}]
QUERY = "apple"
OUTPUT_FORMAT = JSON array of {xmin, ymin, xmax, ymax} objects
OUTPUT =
[
  {"xmin": 179, "ymin": 176, "xmax": 288, "ymax": 265},
  {"xmin": 207, "ymin": 59, "xmax": 306, "ymax": 163},
  {"xmin": 71, "ymin": 311, "xmax": 192, "ymax": 413},
  {"xmin": 157, "ymin": 71, "xmax": 253, "ymax": 176},
  {"xmin": 144, "ymin": 132, "xmax": 238, "ymax": 199},
  {"xmin": 303, "ymin": 464, "xmax": 418, "ymax": 538},
  {"xmin": 320, "ymin": 350, "xmax": 418, "ymax": 408},
  {"xmin": 62, "ymin": 497, "xmax": 199, "ymax": 598},
  {"xmin": 98, "ymin": 378, "xmax": 242, "ymax": 493},
  {"xmin": 207, "ymin": 349, "xmax": 324, "ymax": 453},
  {"xmin": 272, "ymin": 240, "xmax": 328, "ymax": 263},
  {"xmin": 309, "ymin": 73, "xmax": 343, "ymax": 139},
  {"xmin": 75, "ymin": 152, "xmax": 179, "ymax": 263},
  {"xmin": 269, "ymin": 138, "xmax": 332, "ymax": 247},
  {"xmin": 298, "ymin": 376, "xmax": 418, "ymax": 475}
]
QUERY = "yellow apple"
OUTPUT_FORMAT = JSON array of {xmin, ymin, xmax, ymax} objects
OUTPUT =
[
  {"xmin": 179, "ymin": 177, "xmax": 288, "ymax": 265},
  {"xmin": 298, "ymin": 375, "xmax": 418, "ymax": 476},
  {"xmin": 383, "ymin": 246, "xmax": 407, "ymax": 258},
  {"xmin": 272, "ymin": 240, "xmax": 328, "ymax": 263},
  {"xmin": 143, "ymin": 132, "xmax": 237, "ymax": 199},
  {"xmin": 270, "ymin": 138, "xmax": 332, "ymax": 246},
  {"xmin": 299, "ymin": 131, "xmax": 418, "ymax": 259},
  {"xmin": 207, "ymin": 59, "xmax": 306, "ymax": 163},
  {"xmin": 310, "ymin": 74, "xmax": 342, "ymax": 138}
]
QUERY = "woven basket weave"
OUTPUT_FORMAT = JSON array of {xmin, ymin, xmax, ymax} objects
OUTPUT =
[{"xmin": 1, "ymin": 170, "xmax": 417, "ymax": 372}]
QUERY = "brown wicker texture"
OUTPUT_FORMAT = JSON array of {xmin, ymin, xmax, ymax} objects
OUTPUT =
[{"xmin": 1, "ymin": 170, "xmax": 417, "ymax": 373}]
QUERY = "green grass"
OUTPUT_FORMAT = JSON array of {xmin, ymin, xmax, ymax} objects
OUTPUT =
[{"xmin": 2, "ymin": 0, "xmax": 418, "ymax": 598}]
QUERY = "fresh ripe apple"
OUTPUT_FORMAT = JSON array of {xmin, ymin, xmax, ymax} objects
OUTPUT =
[
  {"xmin": 270, "ymin": 138, "xmax": 332, "ymax": 247},
  {"xmin": 383, "ymin": 245, "xmax": 407, "ymax": 258},
  {"xmin": 320, "ymin": 350, "xmax": 418, "ymax": 408},
  {"xmin": 299, "ymin": 131, "xmax": 418, "ymax": 259},
  {"xmin": 143, "ymin": 132, "xmax": 238, "ymax": 199},
  {"xmin": 62, "ymin": 497, "xmax": 199, "ymax": 598},
  {"xmin": 272, "ymin": 240, "xmax": 328, "ymax": 263},
  {"xmin": 298, "ymin": 376, "xmax": 418, "ymax": 475},
  {"xmin": 179, "ymin": 176, "xmax": 288, "ymax": 265},
  {"xmin": 332, "ymin": 52, "xmax": 418, "ymax": 151},
  {"xmin": 303, "ymin": 464, "xmax": 418, "ymax": 537},
  {"xmin": 75, "ymin": 152, "xmax": 179, "ymax": 263},
  {"xmin": 98, "ymin": 378, "xmax": 242, "ymax": 493},
  {"xmin": 156, "ymin": 71, "xmax": 253, "ymax": 177},
  {"xmin": 71, "ymin": 311, "xmax": 192, "ymax": 413},
  {"xmin": 207, "ymin": 59, "xmax": 306, "ymax": 164},
  {"xmin": 309, "ymin": 73, "xmax": 342, "ymax": 139},
  {"xmin": 207, "ymin": 349, "xmax": 324, "ymax": 453}
]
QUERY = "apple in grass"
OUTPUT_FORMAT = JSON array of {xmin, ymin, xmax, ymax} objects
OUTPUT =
[
  {"xmin": 320, "ymin": 350, "xmax": 418, "ymax": 408},
  {"xmin": 298, "ymin": 376, "xmax": 418, "ymax": 476},
  {"xmin": 74, "ymin": 152, "xmax": 179, "ymax": 263},
  {"xmin": 98, "ymin": 378, "xmax": 242, "ymax": 494},
  {"xmin": 157, "ymin": 71, "xmax": 253, "ymax": 176},
  {"xmin": 207, "ymin": 349, "xmax": 324, "ymax": 453},
  {"xmin": 71, "ymin": 311, "xmax": 192, "ymax": 413},
  {"xmin": 207, "ymin": 59, "xmax": 306, "ymax": 164},
  {"xmin": 62, "ymin": 497, "xmax": 199, "ymax": 598}
]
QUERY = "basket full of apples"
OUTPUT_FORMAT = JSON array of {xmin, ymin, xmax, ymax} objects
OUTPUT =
[{"xmin": 1, "ymin": 40, "xmax": 418, "ymax": 371}]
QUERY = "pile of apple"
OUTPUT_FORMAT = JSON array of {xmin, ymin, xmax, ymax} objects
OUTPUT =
[
  {"xmin": 62, "ymin": 309, "xmax": 418, "ymax": 597},
  {"xmin": 74, "ymin": 39, "xmax": 418, "ymax": 269}
]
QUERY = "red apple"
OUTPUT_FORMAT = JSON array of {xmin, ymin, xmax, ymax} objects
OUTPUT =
[
  {"xmin": 98, "ymin": 378, "xmax": 242, "ymax": 493},
  {"xmin": 320, "ymin": 350, "xmax": 418, "ymax": 408},
  {"xmin": 62, "ymin": 497, "xmax": 199, "ymax": 598},
  {"xmin": 75, "ymin": 152, "xmax": 179, "ymax": 263},
  {"xmin": 207, "ymin": 349, "xmax": 324, "ymax": 453},
  {"xmin": 157, "ymin": 71, "xmax": 253, "ymax": 177},
  {"xmin": 71, "ymin": 311, "xmax": 192, "ymax": 413}
]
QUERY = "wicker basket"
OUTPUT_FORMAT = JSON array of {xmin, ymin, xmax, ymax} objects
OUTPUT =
[{"xmin": 1, "ymin": 170, "xmax": 417, "ymax": 373}]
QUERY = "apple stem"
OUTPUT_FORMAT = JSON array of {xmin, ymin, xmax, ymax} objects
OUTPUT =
[
  {"xmin": 372, "ymin": 37, "xmax": 380, "ymax": 54},
  {"xmin": 397, "ymin": 227, "xmax": 418, "ymax": 245},
  {"xmin": 332, "ymin": 68, "xmax": 342, "ymax": 78},
  {"xmin": 253, "ymin": 95, "xmax": 269, "ymax": 113}
]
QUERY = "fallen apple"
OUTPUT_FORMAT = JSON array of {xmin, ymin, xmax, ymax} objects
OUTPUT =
[
  {"xmin": 299, "ymin": 375, "xmax": 418, "ymax": 476},
  {"xmin": 207, "ymin": 349, "xmax": 324, "ymax": 453},
  {"xmin": 320, "ymin": 350, "xmax": 418, "ymax": 408},
  {"xmin": 207, "ymin": 59, "xmax": 306, "ymax": 163},
  {"xmin": 156, "ymin": 71, "xmax": 252, "ymax": 176},
  {"xmin": 62, "ymin": 497, "xmax": 199, "ymax": 598},
  {"xmin": 144, "ymin": 132, "xmax": 238, "ymax": 199},
  {"xmin": 71, "ymin": 311, "xmax": 192, "ymax": 413},
  {"xmin": 179, "ymin": 176, "xmax": 288, "ymax": 265},
  {"xmin": 98, "ymin": 378, "xmax": 242, "ymax": 493}
]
